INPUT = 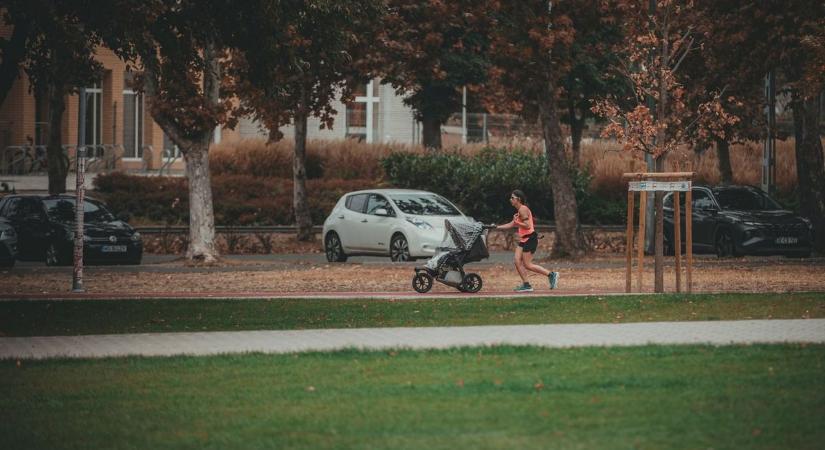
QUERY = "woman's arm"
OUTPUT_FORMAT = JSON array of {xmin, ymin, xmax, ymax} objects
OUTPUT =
[{"xmin": 495, "ymin": 219, "xmax": 515, "ymax": 230}]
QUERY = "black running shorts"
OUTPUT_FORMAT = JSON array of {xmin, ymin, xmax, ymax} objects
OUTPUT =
[{"xmin": 518, "ymin": 232, "xmax": 538, "ymax": 253}]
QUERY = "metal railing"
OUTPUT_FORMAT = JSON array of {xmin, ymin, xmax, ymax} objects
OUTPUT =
[{"xmin": 0, "ymin": 144, "xmax": 124, "ymax": 175}]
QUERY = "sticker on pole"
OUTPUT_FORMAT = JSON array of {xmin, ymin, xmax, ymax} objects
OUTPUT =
[{"xmin": 629, "ymin": 181, "xmax": 691, "ymax": 192}]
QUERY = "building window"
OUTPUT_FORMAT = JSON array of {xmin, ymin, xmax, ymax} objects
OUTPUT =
[
  {"xmin": 82, "ymin": 82, "xmax": 102, "ymax": 148},
  {"xmin": 122, "ymin": 72, "xmax": 144, "ymax": 159},
  {"xmin": 345, "ymin": 81, "xmax": 379, "ymax": 142}
]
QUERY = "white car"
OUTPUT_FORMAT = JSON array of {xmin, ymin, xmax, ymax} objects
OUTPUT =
[{"xmin": 322, "ymin": 189, "xmax": 475, "ymax": 262}]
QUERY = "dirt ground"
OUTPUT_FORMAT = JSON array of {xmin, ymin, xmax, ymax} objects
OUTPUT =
[{"xmin": 2, "ymin": 253, "xmax": 823, "ymax": 296}]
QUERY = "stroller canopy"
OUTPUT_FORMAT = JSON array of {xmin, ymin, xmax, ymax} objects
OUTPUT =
[{"xmin": 440, "ymin": 220, "xmax": 484, "ymax": 251}]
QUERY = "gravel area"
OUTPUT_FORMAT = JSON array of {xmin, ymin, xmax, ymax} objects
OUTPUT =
[{"xmin": 2, "ymin": 254, "xmax": 823, "ymax": 296}]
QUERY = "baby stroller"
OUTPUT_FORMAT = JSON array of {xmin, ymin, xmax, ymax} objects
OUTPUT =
[{"xmin": 412, "ymin": 220, "xmax": 493, "ymax": 293}]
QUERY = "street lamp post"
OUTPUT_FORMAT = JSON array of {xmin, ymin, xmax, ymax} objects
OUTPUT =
[{"xmin": 73, "ymin": 88, "xmax": 87, "ymax": 293}]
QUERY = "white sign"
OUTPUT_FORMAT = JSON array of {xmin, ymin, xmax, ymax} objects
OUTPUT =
[{"xmin": 629, "ymin": 181, "xmax": 691, "ymax": 192}]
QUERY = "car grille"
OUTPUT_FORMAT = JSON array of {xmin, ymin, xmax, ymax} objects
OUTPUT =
[{"xmin": 765, "ymin": 223, "xmax": 808, "ymax": 238}]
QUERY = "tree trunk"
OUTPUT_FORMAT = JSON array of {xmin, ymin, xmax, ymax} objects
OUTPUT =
[
  {"xmin": 568, "ymin": 99, "xmax": 583, "ymax": 167},
  {"xmin": 654, "ymin": 158, "xmax": 665, "ymax": 292},
  {"xmin": 142, "ymin": 40, "xmax": 222, "ymax": 263},
  {"xmin": 653, "ymin": 25, "xmax": 670, "ymax": 293},
  {"xmin": 46, "ymin": 83, "xmax": 68, "ymax": 194},
  {"xmin": 421, "ymin": 113, "xmax": 442, "ymax": 150},
  {"xmin": 0, "ymin": 20, "xmax": 30, "ymax": 107},
  {"xmin": 293, "ymin": 110, "xmax": 313, "ymax": 241},
  {"xmin": 791, "ymin": 92, "xmax": 825, "ymax": 255},
  {"xmin": 183, "ymin": 143, "xmax": 218, "ymax": 263},
  {"xmin": 715, "ymin": 137, "xmax": 733, "ymax": 184},
  {"xmin": 538, "ymin": 97, "xmax": 586, "ymax": 258}
]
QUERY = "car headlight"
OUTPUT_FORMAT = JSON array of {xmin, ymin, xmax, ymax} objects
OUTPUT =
[
  {"xmin": 131, "ymin": 232, "xmax": 141, "ymax": 242},
  {"xmin": 405, "ymin": 217, "xmax": 433, "ymax": 230},
  {"xmin": 800, "ymin": 217, "xmax": 813, "ymax": 230},
  {"xmin": 0, "ymin": 228, "xmax": 14, "ymax": 240}
]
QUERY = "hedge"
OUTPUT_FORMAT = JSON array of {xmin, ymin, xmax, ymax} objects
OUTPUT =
[
  {"xmin": 94, "ymin": 172, "xmax": 373, "ymax": 226},
  {"xmin": 381, "ymin": 147, "xmax": 625, "ymax": 224}
]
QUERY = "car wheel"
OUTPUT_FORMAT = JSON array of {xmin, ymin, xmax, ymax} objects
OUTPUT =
[
  {"xmin": 715, "ymin": 230, "xmax": 737, "ymax": 258},
  {"xmin": 390, "ymin": 234, "xmax": 411, "ymax": 262},
  {"xmin": 45, "ymin": 242, "xmax": 68, "ymax": 266},
  {"xmin": 412, "ymin": 272, "xmax": 433, "ymax": 293},
  {"xmin": 459, "ymin": 273, "xmax": 482, "ymax": 293},
  {"xmin": 325, "ymin": 232, "xmax": 347, "ymax": 262}
]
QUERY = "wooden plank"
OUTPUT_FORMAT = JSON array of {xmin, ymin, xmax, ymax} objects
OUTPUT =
[
  {"xmin": 674, "ymin": 191, "xmax": 682, "ymax": 293},
  {"xmin": 626, "ymin": 190, "xmax": 635, "ymax": 293},
  {"xmin": 637, "ymin": 191, "xmax": 647, "ymax": 293},
  {"xmin": 622, "ymin": 172, "xmax": 696, "ymax": 180},
  {"xmin": 685, "ymin": 189, "xmax": 693, "ymax": 293}
]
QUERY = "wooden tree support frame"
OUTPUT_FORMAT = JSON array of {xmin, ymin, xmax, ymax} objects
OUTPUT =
[{"xmin": 623, "ymin": 172, "xmax": 695, "ymax": 293}]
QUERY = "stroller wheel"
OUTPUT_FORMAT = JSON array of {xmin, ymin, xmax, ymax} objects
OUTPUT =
[
  {"xmin": 412, "ymin": 272, "xmax": 433, "ymax": 293},
  {"xmin": 459, "ymin": 273, "xmax": 482, "ymax": 293}
]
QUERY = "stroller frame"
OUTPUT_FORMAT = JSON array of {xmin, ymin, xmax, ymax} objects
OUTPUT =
[{"xmin": 412, "ymin": 221, "xmax": 493, "ymax": 294}]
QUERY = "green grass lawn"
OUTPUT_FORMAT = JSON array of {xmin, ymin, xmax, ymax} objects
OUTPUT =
[
  {"xmin": 0, "ymin": 292, "xmax": 823, "ymax": 337},
  {"xmin": 1, "ymin": 345, "xmax": 823, "ymax": 449}
]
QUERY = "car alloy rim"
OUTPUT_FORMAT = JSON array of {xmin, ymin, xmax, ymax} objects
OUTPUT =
[
  {"xmin": 326, "ymin": 235, "xmax": 340, "ymax": 260},
  {"xmin": 392, "ymin": 237, "xmax": 409, "ymax": 261}
]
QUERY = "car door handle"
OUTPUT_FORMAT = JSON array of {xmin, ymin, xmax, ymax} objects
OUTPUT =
[
  {"xmin": 361, "ymin": 219, "xmax": 368, "ymax": 223},
  {"xmin": 338, "ymin": 215, "xmax": 345, "ymax": 219}
]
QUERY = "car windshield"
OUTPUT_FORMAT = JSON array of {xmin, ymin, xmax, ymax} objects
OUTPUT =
[
  {"xmin": 43, "ymin": 198, "xmax": 115, "ymax": 222},
  {"xmin": 714, "ymin": 188, "xmax": 782, "ymax": 211},
  {"xmin": 390, "ymin": 193, "xmax": 461, "ymax": 216}
]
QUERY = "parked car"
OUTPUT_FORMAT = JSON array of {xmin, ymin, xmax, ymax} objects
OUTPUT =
[
  {"xmin": 322, "ymin": 189, "xmax": 475, "ymax": 262},
  {"xmin": 0, "ymin": 194, "xmax": 143, "ymax": 265},
  {"xmin": 0, "ymin": 217, "xmax": 17, "ymax": 268},
  {"xmin": 663, "ymin": 185, "xmax": 814, "ymax": 258}
]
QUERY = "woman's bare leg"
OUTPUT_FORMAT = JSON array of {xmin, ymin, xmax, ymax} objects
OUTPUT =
[
  {"xmin": 514, "ymin": 247, "xmax": 529, "ymax": 283},
  {"xmin": 522, "ymin": 251, "xmax": 550, "ymax": 276}
]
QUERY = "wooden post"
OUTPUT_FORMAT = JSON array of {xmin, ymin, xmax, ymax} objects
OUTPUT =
[
  {"xmin": 626, "ymin": 190, "xmax": 635, "ymax": 293},
  {"xmin": 685, "ymin": 189, "xmax": 693, "ymax": 293},
  {"xmin": 637, "ymin": 191, "xmax": 647, "ymax": 293},
  {"xmin": 674, "ymin": 192, "xmax": 681, "ymax": 293}
]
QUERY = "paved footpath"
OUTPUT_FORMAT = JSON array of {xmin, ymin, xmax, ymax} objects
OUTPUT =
[{"xmin": 2, "ymin": 319, "xmax": 823, "ymax": 360}]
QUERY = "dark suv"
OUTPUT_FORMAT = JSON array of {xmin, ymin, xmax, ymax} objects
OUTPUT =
[
  {"xmin": 0, "ymin": 194, "xmax": 143, "ymax": 265},
  {"xmin": 663, "ymin": 185, "xmax": 814, "ymax": 258}
]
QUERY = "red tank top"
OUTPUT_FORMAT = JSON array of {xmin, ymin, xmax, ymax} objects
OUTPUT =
[{"xmin": 516, "ymin": 206, "xmax": 535, "ymax": 243}]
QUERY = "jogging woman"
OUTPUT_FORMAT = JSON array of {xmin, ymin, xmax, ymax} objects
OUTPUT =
[{"xmin": 494, "ymin": 190, "xmax": 559, "ymax": 292}]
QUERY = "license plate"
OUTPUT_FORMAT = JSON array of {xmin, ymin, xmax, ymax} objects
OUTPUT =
[
  {"xmin": 775, "ymin": 237, "xmax": 798, "ymax": 245},
  {"xmin": 102, "ymin": 245, "xmax": 127, "ymax": 253}
]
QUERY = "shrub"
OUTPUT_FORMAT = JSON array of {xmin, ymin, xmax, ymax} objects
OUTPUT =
[
  {"xmin": 380, "ymin": 147, "xmax": 626, "ymax": 224},
  {"xmin": 94, "ymin": 173, "xmax": 372, "ymax": 226}
]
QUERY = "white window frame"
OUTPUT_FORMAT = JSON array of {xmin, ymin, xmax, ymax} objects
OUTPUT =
[
  {"xmin": 122, "ymin": 86, "xmax": 144, "ymax": 160},
  {"xmin": 84, "ymin": 83, "xmax": 103, "ymax": 157},
  {"xmin": 346, "ymin": 80, "xmax": 379, "ymax": 143}
]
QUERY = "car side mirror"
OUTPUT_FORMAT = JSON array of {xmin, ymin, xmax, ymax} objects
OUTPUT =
[
  {"xmin": 117, "ymin": 212, "xmax": 131, "ymax": 222},
  {"xmin": 374, "ymin": 208, "xmax": 393, "ymax": 217}
]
